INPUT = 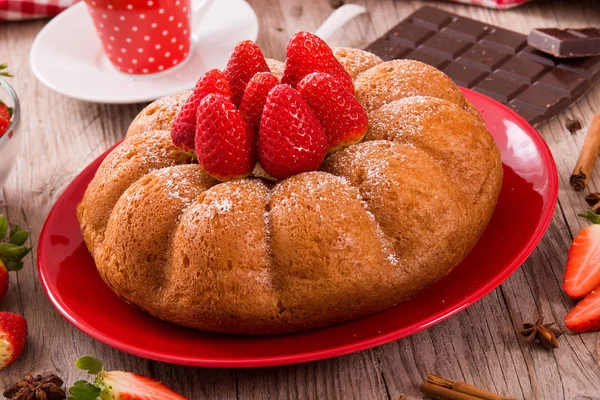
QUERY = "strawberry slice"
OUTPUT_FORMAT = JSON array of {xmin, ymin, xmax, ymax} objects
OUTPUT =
[
  {"xmin": 0, "ymin": 102, "xmax": 11, "ymax": 138},
  {"xmin": 171, "ymin": 69, "xmax": 231, "ymax": 151},
  {"xmin": 258, "ymin": 84, "xmax": 327, "ymax": 180},
  {"xmin": 97, "ymin": 371, "xmax": 187, "ymax": 400},
  {"xmin": 564, "ymin": 222, "xmax": 600, "ymax": 299},
  {"xmin": 239, "ymin": 72, "xmax": 279, "ymax": 133},
  {"xmin": 0, "ymin": 312, "xmax": 27, "ymax": 370},
  {"xmin": 70, "ymin": 356, "xmax": 188, "ymax": 399},
  {"xmin": 195, "ymin": 94, "xmax": 256, "ymax": 181},
  {"xmin": 565, "ymin": 287, "xmax": 600, "ymax": 333},
  {"xmin": 298, "ymin": 72, "xmax": 368, "ymax": 152},
  {"xmin": 224, "ymin": 40, "xmax": 270, "ymax": 107},
  {"xmin": 282, "ymin": 31, "xmax": 354, "ymax": 95}
]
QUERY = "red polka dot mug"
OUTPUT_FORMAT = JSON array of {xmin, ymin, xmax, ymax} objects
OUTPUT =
[{"xmin": 84, "ymin": 0, "xmax": 215, "ymax": 75}]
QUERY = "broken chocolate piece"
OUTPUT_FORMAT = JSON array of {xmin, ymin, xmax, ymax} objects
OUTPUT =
[{"xmin": 528, "ymin": 28, "xmax": 600, "ymax": 58}]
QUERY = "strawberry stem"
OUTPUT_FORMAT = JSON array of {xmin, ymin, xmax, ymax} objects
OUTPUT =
[{"xmin": 579, "ymin": 211, "xmax": 600, "ymax": 224}]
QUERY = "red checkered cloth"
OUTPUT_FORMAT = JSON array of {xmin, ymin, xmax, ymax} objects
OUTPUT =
[
  {"xmin": 0, "ymin": 0, "xmax": 78, "ymax": 21},
  {"xmin": 0, "ymin": 0, "xmax": 536, "ymax": 21},
  {"xmin": 445, "ymin": 0, "xmax": 535, "ymax": 9}
]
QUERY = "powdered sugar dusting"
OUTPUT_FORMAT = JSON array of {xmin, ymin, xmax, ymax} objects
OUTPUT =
[
  {"xmin": 354, "ymin": 59, "xmax": 465, "ymax": 113},
  {"xmin": 333, "ymin": 47, "xmax": 383, "ymax": 79},
  {"xmin": 367, "ymin": 96, "xmax": 452, "ymax": 142}
]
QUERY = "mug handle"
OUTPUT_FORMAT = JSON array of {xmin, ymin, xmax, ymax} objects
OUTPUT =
[{"xmin": 191, "ymin": 0, "xmax": 216, "ymax": 40}]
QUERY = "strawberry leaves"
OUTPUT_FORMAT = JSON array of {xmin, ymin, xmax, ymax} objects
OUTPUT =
[
  {"xmin": 68, "ymin": 381, "xmax": 102, "ymax": 400},
  {"xmin": 0, "ymin": 215, "xmax": 31, "ymax": 271},
  {"xmin": 0, "ymin": 64, "xmax": 12, "ymax": 78},
  {"xmin": 69, "ymin": 356, "xmax": 105, "ymax": 400},
  {"xmin": 75, "ymin": 356, "xmax": 104, "ymax": 374}
]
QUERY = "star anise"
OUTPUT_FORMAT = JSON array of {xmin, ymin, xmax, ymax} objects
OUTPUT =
[
  {"xmin": 3, "ymin": 373, "xmax": 66, "ymax": 400},
  {"xmin": 520, "ymin": 317, "xmax": 563, "ymax": 350}
]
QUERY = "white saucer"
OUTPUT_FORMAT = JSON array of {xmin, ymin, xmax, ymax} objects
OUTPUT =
[{"xmin": 30, "ymin": 0, "xmax": 259, "ymax": 104}]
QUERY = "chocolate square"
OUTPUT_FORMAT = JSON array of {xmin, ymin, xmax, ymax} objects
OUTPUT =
[
  {"xmin": 496, "ymin": 57, "xmax": 549, "ymax": 84},
  {"xmin": 405, "ymin": 50, "xmax": 449, "ymax": 69},
  {"xmin": 474, "ymin": 73, "xmax": 526, "ymax": 103},
  {"xmin": 365, "ymin": 39, "xmax": 411, "ymax": 61},
  {"xmin": 385, "ymin": 21, "xmax": 435, "ymax": 48},
  {"xmin": 443, "ymin": 63, "xmax": 487, "ymax": 88},
  {"xmin": 518, "ymin": 47, "xmax": 558, "ymax": 66},
  {"xmin": 443, "ymin": 16, "xmax": 491, "ymax": 42},
  {"xmin": 508, "ymin": 102, "xmax": 544, "ymax": 124},
  {"xmin": 536, "ymin": 69, "xmax": 587, "ymax": 95},
  {"xmin": 481, "ymin": 28, "xmax": 527, "ymax": 54},
  {"xmin": 457, "ymin": 44, "xmax": 511, "ymax": 72},
  {"xmin": 511, "ymin": 86, "xmax": 565, "ymax": 113},
  {"xmin": 557, "ymin": 56, "xmax": 600, "ymax": 78},
  {"xmin": 410, "ymin": 6, "xmax": 453, "ymax": 30},
  {"xmin": 419, "ymin": 33, "xmax": 471, "ymax": 59}
]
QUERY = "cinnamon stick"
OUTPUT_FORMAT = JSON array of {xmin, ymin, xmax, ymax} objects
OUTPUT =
[
  {"xmin": 570, "ymin": 115, "xmax": 600, "ymax": 191},
  {"xmin": 421, "ymin": 373, "xmax": 516, "ymax": 400},
  {"xmin": 420, "ymin": 382, "xmax": 481, "ymax": 400}
]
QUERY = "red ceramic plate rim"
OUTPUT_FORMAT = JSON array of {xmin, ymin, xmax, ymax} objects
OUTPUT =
[{"xmin": 38, "ymin": 88, "xmax": 558, "ymax": 367}]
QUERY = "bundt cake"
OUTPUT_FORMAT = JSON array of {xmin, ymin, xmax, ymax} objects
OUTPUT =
[{"xmin": 77, "ymin": 46, "xmax": 503, "ymax": 335}]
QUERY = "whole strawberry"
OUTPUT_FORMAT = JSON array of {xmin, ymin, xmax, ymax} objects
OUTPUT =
[
  {"xmin": 171, "ymin": 69, "xmax": 231, "ymax": 152},
  {"xmin": 0, "ymin": 312, "xmax": 27, "ymax": 370},
  {"xmin": 239, "ymin": 72, "xmax": 279, "ymax": 133},
  {"xmin": 224, "ymin": 40, "xmax": 270, "ymax": 107},
  {"xmin": 282, "ymin": 31, "xmax": 354, "ymax": 95},
  {"xmin": 258, "ymin": 85, "xmax": 327, "ymax": 180},
  {"xmin": 298, "ymin": 72, "xmax": 368, "ymax": 152},
  {"xmin": 0, "ymin": 215, "xmax": 31, "ymax": 303},
  {"xmin": 195, "ymin": 94, "xmax": 256, "ymax": 181},
  {"xmin": 69, "ymin": 356, "xmax": 188, "ymax": 399},
  {"xmin": 0, "ymin": 102, "xmax": 11, "ymax": 138}
]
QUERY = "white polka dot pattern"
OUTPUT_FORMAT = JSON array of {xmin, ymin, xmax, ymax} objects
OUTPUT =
[{"xmin": 86, "ymin": 0, "xmax": 193, "ymax": 74}]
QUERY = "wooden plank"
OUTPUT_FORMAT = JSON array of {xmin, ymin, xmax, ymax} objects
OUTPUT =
[{"xmin": 0, "ymin": 1, "xmax": 598, "ymax": 399}]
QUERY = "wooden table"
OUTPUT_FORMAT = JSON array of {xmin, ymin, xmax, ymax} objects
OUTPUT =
[{"xmin": 1, "ymin": 0, "xmax": 599, "ymax": 398}]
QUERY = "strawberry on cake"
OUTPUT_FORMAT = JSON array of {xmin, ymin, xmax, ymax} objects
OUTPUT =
[{"xmin": 77, "ymin": 32, "xmax": 503, "ymax": 334}]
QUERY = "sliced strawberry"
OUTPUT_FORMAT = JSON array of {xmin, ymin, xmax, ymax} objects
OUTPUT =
[
  {"xmin": 282, "ymin": 31, "xmax": 354, "ymax": 94},
  {"xmin": 195, "ymin": 94, "xmax": 256, "ymax": 181},
  {"xmin": 239, "ymin": 72, "xmax": 279, "ymax": 133},
  {"xmin": 565, "ymin": 287, "xmax": 600, "ymax": 333},
  {"xmin": 224, "ymin": 40, "xmax": 270, "ymax": 107},
  {"xmin": 98, "ymin": 371, "xmax": 188, "ymax": 400},
  {"xmin": 298, "ymin": 72, "xmax": 368, "ymax": 152},
  {"xmin": 171, "ymin": 69, "xmax": 231, "ymax": 151},
  {"xmin": 0, "ymin": 312, "xmax": 27, "ymax": 370},
  {"xmin": 564, "ymin": 224, "xmax": 600, "ymax": 299},
  {"xmin": 258, "ymin": 84, "xmax": 327, "ymax": 180},
  {"xmin": 70, "ymin": 356, "xmax": 188, "ymax": 400},
  {"xmin": 0, "ymin": 102, "xmax": 11, "ymax": 138}
]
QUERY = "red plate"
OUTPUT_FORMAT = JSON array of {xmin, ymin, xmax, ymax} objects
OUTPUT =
[{"xmin": 38, "ymin": 89, "xmax": 558, "ymax": 367}]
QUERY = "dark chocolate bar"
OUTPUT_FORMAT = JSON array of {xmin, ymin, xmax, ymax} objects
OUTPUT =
[
  {"xmin": 528, "ymin": 28, "xmax": 600, "ymax": 58},
  {"xmin": 365, "ymin": 6, "xmax": 600, "ymax": 125}
]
